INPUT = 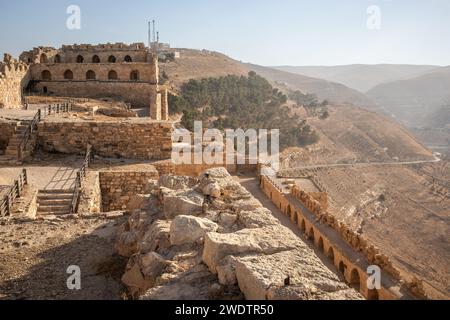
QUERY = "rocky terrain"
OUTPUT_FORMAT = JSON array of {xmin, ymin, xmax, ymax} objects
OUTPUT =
[{"xmin": 115, "ymin": 168, "xmax": 362, "ymax": 300}]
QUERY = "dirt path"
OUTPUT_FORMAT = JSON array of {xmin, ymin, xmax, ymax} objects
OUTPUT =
[
  {"xmin": 281, "ymin": 156, "xmax": 441, "ymax": 174},
  {"xmin": 0, "ymin": 216, "xmax": 127, "ymax": 300}
]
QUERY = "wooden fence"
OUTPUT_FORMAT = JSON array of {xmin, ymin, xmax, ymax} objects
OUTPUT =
[{"xmin": 0, "ymin": 169, "xmax": 28, "ymax": 217}]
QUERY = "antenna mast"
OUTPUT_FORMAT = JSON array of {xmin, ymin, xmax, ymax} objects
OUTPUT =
[{"xmin": 148, "ymin": 21, "xmax": 151, "ymax": 50}]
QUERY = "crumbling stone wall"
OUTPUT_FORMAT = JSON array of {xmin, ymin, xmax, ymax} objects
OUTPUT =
[
  {"xmin": 0, "ymin": 54, "xmax": 30, "ymax": 109},
  {"xmin": 99, "ymin": 169, "xmax": 159, "ymax": 211},
  {"xmin": 0, "ymin": 119, "xmax": 17, "ymax": 151},
  {"xmin": 37, "ymin": 119, "xmax": 173, "ymax": 160}
]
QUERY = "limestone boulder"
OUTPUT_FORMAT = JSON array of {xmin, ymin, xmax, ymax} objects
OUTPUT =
[
  {"xmin": 140, "ymin": 252, "xmax": 170, "ymax": 279},
  {"xmin": 238, "ymin": 208, "xmax": 279, "ymax": 228},
  {"xmin": 139, "ymin": 220, "xmax": 171, "ymax": 254},
  {"xmin": 234, "ymin": 249, "xmax": 362, "ymax": 300},
  {"xmin": 170, "ymin": 215, "xmax": 219, "ymax": 246},
  {"xmin": 115, "ymin": 231, "xmax": 139, "ymax": 257},
  {"xmin": 140, "ymin": 264, "xmax": 216, "ymax": 300},
  {"xmin": 201, "ymin": 182, "xmax": 222, "ymax": 198},
  {"xmin": 163, "ymin": 189, "xmax": 204, "ymax": 219},
  {"xmin": 121, "ymin": 256, "xmax": 153, "ymax": 297},
  {"xmin": 159, "ymin": 175, "xmax": 198, "ymax": 191},
  {"xmin": 127, "ymin": 194, "xmax": 157, "ymax": 212},
  {"xmin": 216, "ymin": 255, "xmax": 239, "ymax": 286},
  {"xmin": 202, "ymin": 225, "xmax": 302, "ymax": 273}
]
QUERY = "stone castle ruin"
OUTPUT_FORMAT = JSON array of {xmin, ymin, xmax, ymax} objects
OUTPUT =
[
  {"xmin": 0, "ymin": 43, "xmax": 433, "ymax": 301},
  {"xmin": 2, "ymin": 43, "xmax": 168, "ymax": 120}
]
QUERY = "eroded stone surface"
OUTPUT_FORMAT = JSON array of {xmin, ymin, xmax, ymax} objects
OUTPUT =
[{"xmin": 116, "ymin": 167, "xmax": 362, "ymax": 300}]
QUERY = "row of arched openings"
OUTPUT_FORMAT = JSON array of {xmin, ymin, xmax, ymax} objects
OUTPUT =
[
  {"xmin": 76, "ymin": 55, "xmax": 133, "ymax": 63},
  {"xmin": 39, "ymin": 53, "xmax": 133, "ymax": 64},
  {"xmin": 41, "ymin": 70, "xmax": 140, "ymax": 81},
  {"xmin": 285, "ymin": 204, "xmax": 379, "ymax": 300}
]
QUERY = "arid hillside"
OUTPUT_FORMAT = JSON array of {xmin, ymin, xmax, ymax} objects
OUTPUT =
[
  {"xmin": 280, "ymin": 104, "xmax": 434, "ymax": 167},
  {"xmin": 274, "ymin": 64, "xmax": 439, "ymax": 93},
  {"xmin": 160, "ymin": 49, "xmax": 249, "ymax": 90},
  {"xmin": 160, "ymin": 49, "xmax": 375, "ymax": 108},
  {"xmin": 160, "ymin": 48, "xmax": 448, "ymax": 299},
  {"xmin": 367, "ymin": 66, "xmax": 450, "ymax": 128},
  {"xmin": 161, "ymin": 49, "xmax": 433, "ymax": 163}
]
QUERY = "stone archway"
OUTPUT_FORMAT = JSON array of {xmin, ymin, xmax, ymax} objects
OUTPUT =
[
  {"xmin": 108, "ymin": 70, "xmax": 118, "ymax": 80},
  {"xmin": 92, "ymin": 55, "xmax": 101, "ymax": 63},
  {"xmin": 328, "ymin": 246, "xmax": 335, "ymax": 262},
  {"xmin": 124, "ymin": 55, "xmax": 132, "ymax": 62},
  {"xmin": 287, "ymin": 205, "xmax": 292, "ymax": 219},
  {"xmin": 318, "ymin": 237, "xmax": 324, "ymax": 253},
  {"xmin": 40, "ymin": 53, "xmax": 48, "ymax": 63},
  {"xmin": 350, "ymin": 269, "xmax": 361, "ymax": 292},
  {"xmin": 64, "ymin": 70, "xmax": 74, "ymax": 80},
  {"xmin": 300, "ymin": 219, "xmax": 306, "ymax": 233},
  {"xmin": 108, "ymin": 55, "xmax": 117, "ymax": 63},
  {"xmin": 86, "ymin": 70, "xmax": 96, "ymax": 80},
  {"xmin": 308, "ymin": 227, "xmax": 315, "ymax": 241},
  {"xmin": 41, "ymin": 70, "xmax": 52, "ymax": 81},
  {"xmin": 130, "ymin": 70, "xmax": 139, "ymax": 81},
  {"xmin": 76, "ymin": 55, "xmax": 84, "ymax": 63},
  {"xmin": 54, "ymin": 54, "xmax": 61, "ymax": 63},
  {"xmin": 338, "ymin": 261, "xmax": 347, "ymax": 275}
]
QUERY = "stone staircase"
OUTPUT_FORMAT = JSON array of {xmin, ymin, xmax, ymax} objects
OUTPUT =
[
  {"xmin": 0, "ymin": 122, "xmax": 29, "ymax": 164},
  {"xmin": 37, "ymin": 190, "xmax": 73, "ymax": 216}
]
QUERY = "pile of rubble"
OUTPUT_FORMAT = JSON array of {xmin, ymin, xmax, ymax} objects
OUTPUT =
[{"xmin": 115, "ymin": 168, "xmax": 362, "ymax": 300}]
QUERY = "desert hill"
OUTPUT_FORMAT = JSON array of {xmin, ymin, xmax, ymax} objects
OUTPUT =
[
  {"xmin": 274, "ymin": 64, "xmax": 439, "ymax": 93},
  {"xmin": 367, "ymin": 66, "xmax": 450, "ymax": 128},
  {"xmin": 160, "ymin": 49, "xmax": 433, "ymax": 163},
  {"xmin": 160, "ymin": 49, "xmax": 375, "ymax": 108},
  {"xmin": 281, "ymin": 104, "xmax": 433, "ymax": 167}
]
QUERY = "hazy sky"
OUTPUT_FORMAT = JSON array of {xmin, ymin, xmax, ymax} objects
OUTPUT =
[{"xmin": 0, "ymin": 0, "xmax": 449, "ymax": 66}]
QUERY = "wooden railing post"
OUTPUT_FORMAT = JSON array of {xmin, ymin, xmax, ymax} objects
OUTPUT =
[{"xmin": 23, "ymin": 169, "xmax": 28, "ymax": 185}]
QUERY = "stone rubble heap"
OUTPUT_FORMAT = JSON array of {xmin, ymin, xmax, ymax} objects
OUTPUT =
[{"xmin": 115, "ymin": 167, "xmax": 363, "ymax": 300}]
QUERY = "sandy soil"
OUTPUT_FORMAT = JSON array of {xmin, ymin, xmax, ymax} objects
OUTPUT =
[{"xmin": 0, "ymin": 215, "xmax": 128, "ymax": 300}]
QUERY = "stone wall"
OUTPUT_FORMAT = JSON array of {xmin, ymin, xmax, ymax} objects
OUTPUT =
[
  {"xmin": 20, "ymin": 43, "xmax": 149, "ymax": 64},
  {"xmin": 77, "ymin": 171, "xmax": 102, "ymax": 214},
  {"xmin": 30, "ymin": 62, "xmax": 157, "ymax": 83},
  {"xmin": 37, "ymin": 119, "xmax": 173, "ymax": 160},
  {"xmin": 260, "ymin": 175, "xmax": 427, "ymax": 300},
  {"xmin": 0, "ymin": 54, "xmax": 30, "ymax": 109},
  {"xmin": 0, "ymin": 119, "xmax": 17, "ymax": 151},
  {"xmin": 99, "ymin": 169, "xmax": 159, "ymax": 211},
  {"xmin": 34, "ymin": 81, "xmax": 158, "ymax": 109}
]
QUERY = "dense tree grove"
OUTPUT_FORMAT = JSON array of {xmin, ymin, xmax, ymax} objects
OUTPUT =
[
  {"xmin": 169, "ymin": 72, "xmax": 319, "ymax": 149},
  {"xmin": 288, "ymin": 90, "xmax": 329, "ymax": 119}
]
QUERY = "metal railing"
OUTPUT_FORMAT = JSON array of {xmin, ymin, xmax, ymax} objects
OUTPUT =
[
  {"xmin": 0, "ymin": 169, "xmax": 28, "ymax": 217},
  {"xmin": 70, "ymin": 144, "xmax": 93, "ymax": 214},
  {"xmin": 17, "ymin": 102, "xmax": 72, "ymax": 160}
]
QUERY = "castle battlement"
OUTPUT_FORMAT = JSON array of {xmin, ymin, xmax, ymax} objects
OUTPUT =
[{"xmin": 61, "ymin": 42, "xmax": 147, "ymax": 52}]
